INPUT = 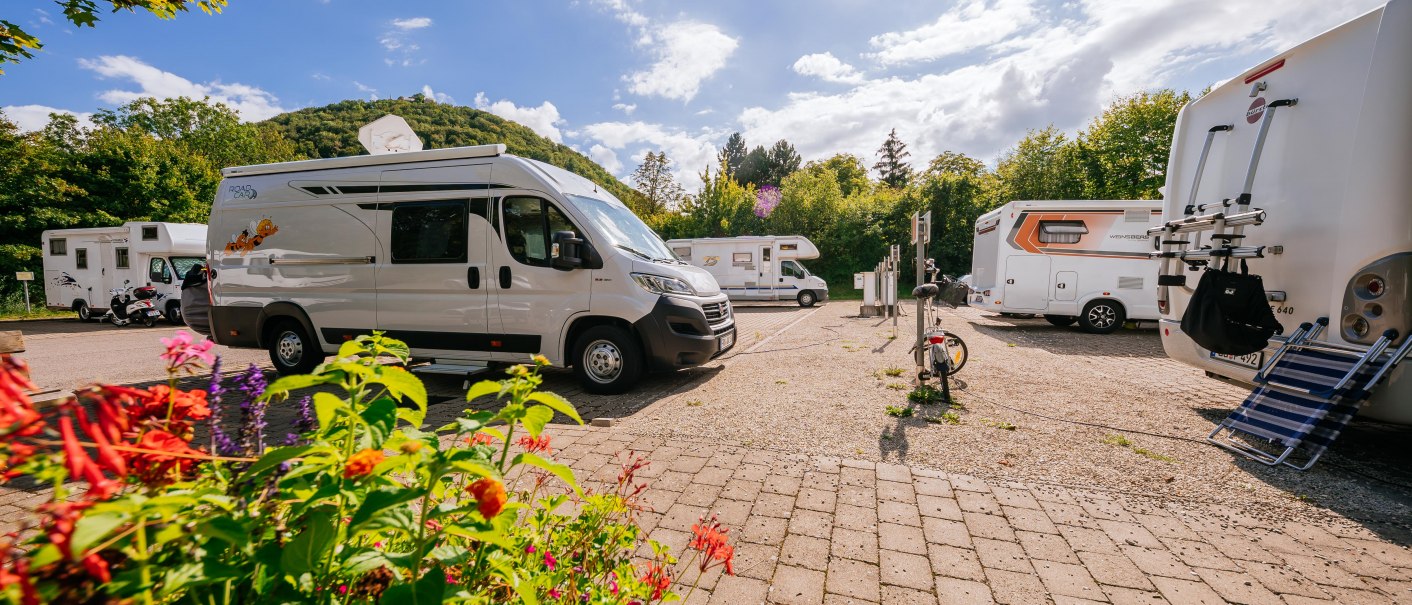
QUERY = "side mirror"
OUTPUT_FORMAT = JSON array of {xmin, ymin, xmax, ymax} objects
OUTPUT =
[{"xmin": 551, "ymin": 231, "xmax": 585, "ymax": 270}]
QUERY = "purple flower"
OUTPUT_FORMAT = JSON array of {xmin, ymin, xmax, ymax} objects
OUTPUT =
[
  {"xmin": 207, "ymin": 357, "xmax": 238, "ymax": 456},
  {"xmin": 234, "ymin": 364, "xmax": 268, "ymax": 455},
  {"xmin": 284, "ymin": 395, "xmax": 316, "ymax": 446},
  {"xmin": 754, "ymin": 186, "xmax": 782, "ymax": 218}
]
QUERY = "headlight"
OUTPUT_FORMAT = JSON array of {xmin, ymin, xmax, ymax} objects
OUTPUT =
[{"xmin": 632, "ymin": 273, "xmax": 697, "ymax": 296}]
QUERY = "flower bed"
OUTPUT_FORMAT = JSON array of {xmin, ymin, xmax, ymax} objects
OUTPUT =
[{"xmin": 0, "ymin": 332, "xmax": 732, "ymax": 603}]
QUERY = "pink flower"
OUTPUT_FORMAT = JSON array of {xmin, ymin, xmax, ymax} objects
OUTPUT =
[
  {"xmin": 548, "ymin": 589, "xmax": 562, "ymax": 599},
  {"xmin": 525, "ymin": 545, "xmax": 536, "ymax": 554},
  {"xmin": 160, "ymin": 331, "xmax": 216, "ymax": 371},
  {"xmin": 544, "ymin": 550, "xmax": 557, "ymax": 571}
]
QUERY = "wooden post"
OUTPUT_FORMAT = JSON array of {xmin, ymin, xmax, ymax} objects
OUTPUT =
[{"xmin": 0, "ymin": 331, "xmax": 24, "ymax": 355}]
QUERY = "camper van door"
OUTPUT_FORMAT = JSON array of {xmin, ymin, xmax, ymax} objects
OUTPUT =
[
  {"xmin": 1004, "ymin": 256, "xmax": 1049, "ymax": 310},
  {"xmin": 489, "ymin": 194, "xmax": 593, "ymax": 361},
  {"xmin": 758, "ymin": 245, "xmax": 775, "ymax": 299}
]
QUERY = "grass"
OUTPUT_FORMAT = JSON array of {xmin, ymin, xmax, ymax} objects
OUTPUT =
[
  {"xmin": 980, "ymin": 418, "xmax": 1018, "ymax": 431},
  {"xmin": 685, "ymin": 400, "xmax": 703, "ymax": 407},
  {"xmin": 1101, "ymin": 434, "xmax": 1132, "ymax": 447},
  {"xmin": 884, "ymin": 405, "xmax": 914, "ymax": 418},
  {"xmin": 881, "ymin": 367, "xmax": 905, "ymax": 377},
  {"xmin": 1103, "ymin": 433, "xmax": 1177, "ymax": 462},
  {"xmin": 0, "ymin": 304, "xmax": 73, "ymax": 321},
  {"xmin": 907, "ymin": 385, "xmax": 947, "ymax": 406},
  {"xmin": 925, "ymin": 411, "xmax": 961, "ymax": 425},
  {"xmin": 775, "ymin": 380, "xmax": 788, "ymax": 385},
  {"xmin": 885, "ymin": 383, "xmax": 908, "ymax": 391}
]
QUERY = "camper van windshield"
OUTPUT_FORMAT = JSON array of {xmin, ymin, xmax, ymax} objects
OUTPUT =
[
  {"xmin": 570, "ymin": 195, "xmax": 675, "ymax": 261},
  {"xmin": 170, "ymin": 257, "xmax": 204, "ymax": 280}
]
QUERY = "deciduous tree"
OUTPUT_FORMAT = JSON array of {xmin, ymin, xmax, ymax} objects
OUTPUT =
[{"xmin": 631, "ymin": 151, "xmax": 685, "ymax": 214}]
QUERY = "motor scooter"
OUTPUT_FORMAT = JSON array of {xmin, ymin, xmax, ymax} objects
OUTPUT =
[{"xmin": 104, "ymin": 281, "xmax": 161, "ymax": 327}]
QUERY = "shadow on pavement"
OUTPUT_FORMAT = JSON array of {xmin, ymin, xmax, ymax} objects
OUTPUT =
[{"xmin": 967, "ymin": 318, "xmax": 1166, "ymax": 359}]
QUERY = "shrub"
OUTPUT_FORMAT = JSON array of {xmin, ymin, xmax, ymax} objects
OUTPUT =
[
  {"xmin": 906, "ymin": 385, "xmax": 947, "ymax": 406},
  {"xmin": 884, "ymin": 405, "xmax": 913, "ymax": 418},
  {"xmin": 0, "ymin": 332, "xmax": 730, "ymax": 603}
]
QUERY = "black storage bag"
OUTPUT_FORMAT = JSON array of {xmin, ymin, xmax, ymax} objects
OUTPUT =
[
  {"xmin": 180, "ymin": 264, "xmax": 213, "ymax": 337},
  {"xmin": 1181, "ymin": 260, "xmax": 1283, "ymax": 356}
]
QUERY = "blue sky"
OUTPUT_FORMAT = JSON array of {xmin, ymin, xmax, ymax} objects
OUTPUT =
[{"xmin": 2, "ymin": 0, "xmax": 1385, "ymax": 189}]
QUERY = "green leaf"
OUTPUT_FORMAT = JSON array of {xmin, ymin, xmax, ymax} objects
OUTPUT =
[
  {"xmin": 337, "ymin": 339, "xmax": 366, "ymax": 360},
  {"xmin": 313, "ymin": 392, "xmax": 346, "ymax": 431},
  {"xmin": 527, "ymin": 391, "xmax": 583, "ymax": 424},
  {"xmin": 349, "ymin": 487, "xmax": 424, "ymax": 534},
  {"xmin": 466, "ymin": 380, "xmax": 502, "ymax": 402},
  {"xmin": 341, "ymin": 549, "xmax": 394, "ymax": 575},
  {"xmin": 194, "ymin": 516, "xmax": 248, "ymax": 548},
  {"xmin": 519, "ymin": 405, "xmax": 554, "ymax": 437},
  {"xmin": 512, "ymin": 452, "xmax": 581, "ymax": 497},
  {"xmin": 360, "ymin": 397, "xmax": 397, "ymax": 446},
  {"xmin": 241, "ymin": 444, "xmax": 315, "ymax": 479},
  {"xmin": 378, "ymin": 365, "xmax": 427, "ymax": 409},
  {"xmin": 280, "ymin": 512, "xmax": 336, "ymax": 574},
  {"xmin": 70, "ymin": 511, "xmax": 127, "ymax": 555},
  {"xmin": 264, "ymin": 373, "xmax": 331, "ymax": 395},
  {"xmin": 380, "ymin": 565, "xmax": 447, "ymax": 604}
]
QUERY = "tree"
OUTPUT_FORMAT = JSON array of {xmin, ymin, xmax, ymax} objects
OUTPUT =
[
  {"xmin": 734, "ymin": 140, "xmax": 800, "ymax": 189},
  {"xmin": 804, "ymin": 154, "xmax": 871, "ymax": 197},
  {"xmin": 994, "ymin": 126, "xmax": 1084, "ymax": 201},
  {"xmin": 925, "ymin": 151, "xmax": 986, "ymax": 179},
  {"xmin": 873, "ymin": 128, "xmax": 913, "ymax": 189},
  {"xmin": 631, "ymin": 151, "xmax": 685, "ymax": 214},
  {"xmin": 2, "ymin": 1, "xmax": 227, "ymax": 74},
  {"xmin": 717, "ymin": 132, "xmax": 747, "ymax": 180},
  {"xmin": 1075, "ymin": 89, "xmax": 1191, "ymax": 199}
]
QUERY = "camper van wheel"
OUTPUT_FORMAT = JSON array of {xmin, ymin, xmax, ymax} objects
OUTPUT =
[
  {"xmin": 1079, "ymin": 300, "xmax": 1125, "ymax": 334},
  {"xmin": 572, "ymin": 325, "xmax": 643, "ymax": 395},
  {"xmin": 797, "ymin": 291, "xmax": 817, "ymax": 307},
  {"xmin": 1044, "ymin": 315, "xmax": 1077, "ymax": 327},
  {"xmin": 166, "ymin": 302, "xmax": 182, "ymax": 325},
  {"xmin": 268, "ymin": 320, "xmax": 324, "ymax": 375},
  {"xmin": 75, "ymin": 302, "xmax": 92, "ymax": 322}
]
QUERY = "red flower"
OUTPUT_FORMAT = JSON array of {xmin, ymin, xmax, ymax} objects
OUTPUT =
[
  {"xmin": 41, "ymin": 501, "xmax": 93, "ymax": 560},
  {"xmin": 467, "ymin": 477, "xmax": 507, "ymax": 519},
  {"xmin": 639, "ymin": 562, "xmax": 672, "ymax": 600},
  {"xmin": 470, "ymin": 432, "xmax": 496, "ymax": 446},
  {"xmin": 344, "ymin": 449, "xmax": 386, "ymax": 479},
  {"xmin": 515, "ymin": 434, "xmax": 552, "ymax": 455},
  {"xmin": 80, "ymin": 553, "xmax": 111, "ymax": 583},
  {"xmin": 132, "ymin": 385, "xmax": 211, "ymax": 425},
  {"xmin": 0, "ymin": 357, "xmax": 43, "ymax": 438},
  {"xmin": 125, "ymin": 429, "xmax": 203, "ymax": 486},
  {"xmin": 689, "ymin": 515, "xmax": 736, "ymax": 575}
]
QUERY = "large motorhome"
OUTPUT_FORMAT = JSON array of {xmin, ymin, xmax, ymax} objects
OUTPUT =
[
  {"xmin": 1155, "ymin": 0, "xmax": 1411, "ymax": 424},
  {"xmin": 664, "ymin": 236, "xmax": 829, "ymax": 307},
  {"xmin": 204, "ymin": 143, "xmax": 735, "ymax": 393},
  {"xmin": 41, "ymin": 222, "xmax": 207, "ymax": 323},
  {"xmin": 970, "ymin": 200, "xmax": 1161, "ymax": 333}
]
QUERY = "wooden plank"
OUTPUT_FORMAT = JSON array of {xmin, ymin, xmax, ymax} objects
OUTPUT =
[{"xmin": 0, "ymin": 331, "xmax": 23, "ymax": 354}]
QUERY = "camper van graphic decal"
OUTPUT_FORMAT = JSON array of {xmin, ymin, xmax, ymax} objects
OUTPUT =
[
  {"xmin": 53, "ymin": 272, "xmax": 80, "ymax": 289},
  {"xmin": 1005, "ymin": 211, "xmax": 1151, "ymax": 259},
  {"xmin": 703, "ymin": 256, "xmax": 720, "ymax": 267},
  {"xmin": 225, "ymin": 218, "xmax": 279, "ymax": 256}
]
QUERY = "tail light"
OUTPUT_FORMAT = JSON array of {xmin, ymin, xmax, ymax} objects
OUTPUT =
[{"xmin": 928, "ymin": 335, "xmax": 947, "ymax": 344}]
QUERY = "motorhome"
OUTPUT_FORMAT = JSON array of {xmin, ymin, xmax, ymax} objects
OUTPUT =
[
  {"xmin": 1154, "ymin": 0, "xmax": 1412, "ymax": 425},
  {"xmin": 42, "ymin": 222, "xmax": 207, "ymax": 323},
  {"xmin": 203, "ymin": 142, "xmax": 735, "ymax": 393},
  {"xmin": 664, "ymin": 236, "xmax": 829, "ymax": 307},
  {"xmin": 970, "ymin": 200, "xmax": 1162, "ymax": 333}
]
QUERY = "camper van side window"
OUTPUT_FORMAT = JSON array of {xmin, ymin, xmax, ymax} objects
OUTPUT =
[
  {"xmin": 782, "ymin": 261, "xmax": 804, "ymax": 278},
  {"xmin": 115, "ymin": 247, "xmax": 129, "ymax": 269},
  {"xmin": 732, "ymin": 252, "xmax": 752, "ymax": 267},
  {"xmin": 390, "ymin": 201, "xmax": 469, "ymax": 264},
  {"xmin": 502, "ymin": 197, "xmax": 581, "ymax": 267},
  {"xmin": 1037, "ymin": 220, "xmax": 1088, "ymax": 244},
  {"xmin": 149, "ymin": 257, "xmax": 170, "ymax": 283},
  {"xmin": 673, "ymin": 247, "xmax": 691, "ymax": 260},
  {"xmin": 49, "ymin": 238, "xmax": 66, "ymax": 256},
  {"xmin": 76, "ymin": 249, "xmax": 88, "ymax": 269},
  {"xmin": 141, "ymin": 225, "xmax": 158, "ymax": 241}
]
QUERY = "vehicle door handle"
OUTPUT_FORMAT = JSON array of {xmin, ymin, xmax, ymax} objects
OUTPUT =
[
  {"xmin": 468, "ymin": 267, "xmax": 480, "ymax": 289},
  {"xmin": 1006, "ymin": 279, "xmax": 1015, "ymax": 284},
  {"xmin": 779, "ymin": 278, "xmax": 784, "ymax": 283},
  {"xmin": 1056, "ymin": 283, "xmax": 1065, "ymax": 289},
  {"xmin": 499, "ymin": 266, "xmax": 511, "ymax": 289}
]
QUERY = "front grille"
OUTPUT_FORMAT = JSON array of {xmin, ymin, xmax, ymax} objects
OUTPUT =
[{"xmin": 703, "ymin": 301, "xmax": 731, "ymax": 325}]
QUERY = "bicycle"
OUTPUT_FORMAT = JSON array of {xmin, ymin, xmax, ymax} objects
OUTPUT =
[{"xmin": 910, "ymin": 272, "xmax": 969, "ymax": 384}]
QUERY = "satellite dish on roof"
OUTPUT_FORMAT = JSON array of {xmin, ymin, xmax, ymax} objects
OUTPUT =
[{"xmin": 358, "ymin": 115, "xmax": 423, "ymax": 155}]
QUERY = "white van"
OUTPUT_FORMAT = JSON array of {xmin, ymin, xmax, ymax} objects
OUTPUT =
[
  {"xmin": 1155, "ymin": 0, "xmax": 1412, "ymax": 424},
  {"xmin": 205, "ymin": 144, "xmax": 735, "ymax": 393},
  {"xmin": 970, "ymin": 200, "xmax": 1161, "ymax": 333},
  {"xmin": 664, "ymin": 236, "xmax": 829, "ymax": 307},
  {"xmin": 42, "ymin": 222, "xmax": 207, "ymax": 323}
]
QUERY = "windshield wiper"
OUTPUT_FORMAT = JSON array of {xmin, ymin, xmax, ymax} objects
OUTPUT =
[{"xmin": 615, "ymin": 244, "xmax": 655, "ymax": 261}]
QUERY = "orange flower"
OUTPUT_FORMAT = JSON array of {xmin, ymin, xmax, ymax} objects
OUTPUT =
[
  {"xmin": 515, "ymin": 434, "xmax": 552, "ymax": 455},
  {"xmin": 126, "ymin": 429, "xmax": 203, "ymax": 486},
  {"xmin": 467, "ymin": 477, "xmax": 507, "ymax": 518},
  {"xmin": 531, "ymin": 354, "xmax": 551, "ymax": 367},
  {"xmin": 133, "ymin": 385, "xmax": 211, "ymax": 424},
  {"xmin": 689, "ymin": 515, "xmax": 736, "ymax": 575},
  {"xmin": 639, "ymin": 562, "xmax": 671, "ymax": 600},
  {"xmin": 343, "ymin": 449, "xmax": 386, "ymax": 479},
  {"xmin": 470, "ymin": 432, "xmax": 496, "ymax": 447}
]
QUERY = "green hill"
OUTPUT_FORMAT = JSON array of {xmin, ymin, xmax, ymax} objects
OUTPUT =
[{"xmin": 260, "ymin": 96, "xmax": 636, "ymax": 202}]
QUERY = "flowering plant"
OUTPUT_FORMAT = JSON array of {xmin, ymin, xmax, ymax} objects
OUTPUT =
[
  {"xmin": 753, "ymin": 185, "xmax": 782, "ymax": 218},
  {"xmin": 0, "ymin": 332, "xmax": 733, "ymax": 603}
]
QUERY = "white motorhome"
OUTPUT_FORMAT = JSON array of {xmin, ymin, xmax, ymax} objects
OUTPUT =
[
  {"xmin": 41, "ymin": 222, "xmax": 207, "ymax": 323},
  {"xmin": 664, "ymin": 236, "xmax": 829, "ymax": 307},
  {"xmin": 1155, "ymin": 0, "xmax": 1412, "ymax": 424},
  {"xmin": 970, "ymin": 200, "xmax": 1162, "ymax": 333},
  {"xmin": 205, "ymin": 143, "xmax": 735, "ymax": 393}
]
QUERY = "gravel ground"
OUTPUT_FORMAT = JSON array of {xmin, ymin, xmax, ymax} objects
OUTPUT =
[{"xmin": 618, "ymin": 303, "xmax": 1412, "ymax": 535}]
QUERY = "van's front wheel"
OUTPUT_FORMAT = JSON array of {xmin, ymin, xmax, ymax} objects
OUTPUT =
[
  {"xmin": 797, "ymin": 290, "xmax": 817, "ymax": 307},
  {"xmin": 573, "ymin": 325, "xmax": 643, "ymax": 394},
  {"xmin": 268, "ymin": 320, "xmax": 325, "ymax": 375}
]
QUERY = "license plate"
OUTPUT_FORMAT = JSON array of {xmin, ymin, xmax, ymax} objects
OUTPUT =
[
  {"xmin": 719, "ymin": 331, "xmax": 735, "ymax": 352},
  {"xmin": 1211, "ymin": 351, "xmax": 1262, "ymax": 369}
]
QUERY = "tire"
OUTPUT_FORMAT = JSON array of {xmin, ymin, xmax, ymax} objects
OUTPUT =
[
  {"xmin": 1079, "ymin": 300, "xmax": 1125, "ymax": 334},
  {"xmin": 142, "ymin": 315, "xmax": 156, "ymax": 328},
  {"xmin": 1044, "ymin": 315, "xmax": 1077, "ymax": 327},
  {"xmin": 797, "ymin": 290, "xmax": 817, "ymax": 307},
  {"xmin": 572, "ymin": 325, "xmax": 644, "ymax": 394},
  {"xmin": 267, "ymin": 320, "xmax": 325, "ymax": 375},
  {"xmin": 166, "ymin": 302, "xmax": 183, "ymax": 325},
  {"xmin": 936, "ymin": 334, "xmax": 968, "ymax": 375},
  {"xmin": 75, "ymin": 302, "xmax": 92, "ymax": 322}
]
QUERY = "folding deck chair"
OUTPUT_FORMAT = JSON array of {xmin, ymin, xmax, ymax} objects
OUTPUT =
[{"xmin": 1208, "ymin": 317, "xmax": 1412, "ymax": 470}]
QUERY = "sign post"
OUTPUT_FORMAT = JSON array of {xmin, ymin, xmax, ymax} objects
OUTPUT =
[
  {"xmin": 15, "ymin": 272, "xmax": 33, "ymax": 314},
  {"xmin": 912, "ymin": 212, "xmax": 931, "ymax": 368}
]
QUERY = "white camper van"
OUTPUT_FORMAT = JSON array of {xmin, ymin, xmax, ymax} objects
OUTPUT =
[
  {"xmin": 1155, "ymin": 0, "xmax": 1412, "ymax": 425},
  {"xmin": 664, "ymin": 236, "xmax": 829, "ymax": 306},
  {"xmin": 205, "ymin": 144, "xmax": 735, "ymax": 393},
  {"xmin": 970, "ymin": 200, "xmax": 1161, "ymax": 333},
  {"xmin": 42, "ymin": 222, "xmax": 207, "ymax": 323}
]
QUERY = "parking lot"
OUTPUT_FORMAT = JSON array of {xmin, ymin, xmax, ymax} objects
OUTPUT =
[{"xmin": 6, "ymin": 303, "xmax": 1412, "ymax": 603}]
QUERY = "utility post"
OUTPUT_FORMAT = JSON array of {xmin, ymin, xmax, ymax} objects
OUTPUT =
[
  {"xmin": 912, "ymin": 211, "xmax": 930, "ymax": 368},
  {"xmin": 15, "ymin": 272, "xmax": 34, "ymax": 314}
]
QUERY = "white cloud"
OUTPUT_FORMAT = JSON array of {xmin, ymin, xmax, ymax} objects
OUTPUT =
[
  {"xmin": 792, "ymin": 52, "xmax": 865, "ymax": 84},
  {"xmin": 868, "ymin": 0, "xmax": 1038, "ymax": 65},
  {"xmin": 626, "ymin": 21, "xmax": 738, "ymax": 101},
  {"xmin": 2, "ymin": 105, "xmax": 93, "ymax": 132},
  {"xmin": 580, "ymin": 121, "xmax": 720, "ymax": 189},
  {"xmin": 588, "ymin": 144, "xmax": 624, "ymax": 175},
  {"xmin": 421, "ymin": 85, "xmax": 455, "ymax": 104},
  {"xmin": 77, "ymin": 55, "xmax": 285, "ymax": 121},
  {"xmin": 33, "ymin": 8, "xmax": 53, "ymax": 25},
  {"xmin": 612, "ymin": 103, "xmax": 636, "ymax": 115},
  {"xmin": 474, "ymin": 93, "xmax": 565, "ymax": 143},
  {"xmin": 593, "ymin": 0, "xmax": 648, "ymax": 27},
  {"xmin": 392, "ymin": 17, "xmax": 432, "ymax": 30},
  {"xmin": 352, "ymin": 81, "xmax": 379, "ymax": 100}
]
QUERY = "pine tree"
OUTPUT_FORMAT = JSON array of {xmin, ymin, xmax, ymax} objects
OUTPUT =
[
  {"xmin": 631, "ymin": 151, "xmax": 684, "ymax": 214},
  {"xmin": 873, "ymin": 128, "xmax": 913, "ymax": 189},
  {"xmin": 718, "ymin": 132, "xmax": 747, "ymax": 180}
]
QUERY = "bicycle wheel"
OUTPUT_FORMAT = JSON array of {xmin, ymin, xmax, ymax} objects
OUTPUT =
[{"xmin": 944, "ymin": 334, "xmax": 968, "ymax": 375}]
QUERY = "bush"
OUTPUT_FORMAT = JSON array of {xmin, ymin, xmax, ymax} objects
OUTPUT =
[{"xmin": 0, "ymin": 332, "xmax": 732, "ymax": 603}]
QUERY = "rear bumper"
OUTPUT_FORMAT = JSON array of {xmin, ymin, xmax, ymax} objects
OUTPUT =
[{"xmin": 633, "ymin": 295, "xmax": 735, "ymax": 371}]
